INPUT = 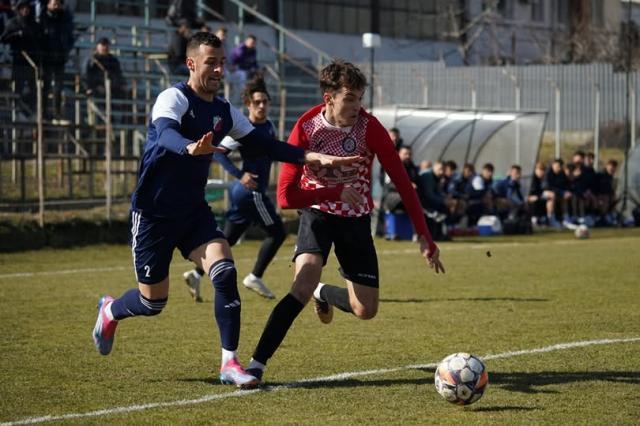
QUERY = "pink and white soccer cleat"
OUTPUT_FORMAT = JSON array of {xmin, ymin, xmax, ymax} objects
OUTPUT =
[{"xmin": 92, "ymin": 295, "xmax": 118, "ymax": 355}]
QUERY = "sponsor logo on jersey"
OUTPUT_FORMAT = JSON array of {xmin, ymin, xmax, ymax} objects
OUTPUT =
[{"xmin": 213, "ymin": 116, "xmax": 223, "ymax": 132}]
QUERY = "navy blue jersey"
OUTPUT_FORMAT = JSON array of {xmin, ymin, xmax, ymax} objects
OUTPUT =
[
  {"xmin": 131, "ymin": 82, "xmax": 254, "ymax": 217},
  {"xmin": 218, "ymin": 120, "xmax": 276, "ymax": 193}
]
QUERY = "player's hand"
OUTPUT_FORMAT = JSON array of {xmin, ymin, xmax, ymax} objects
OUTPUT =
[
  {"xmin": 418, "ymin": 236, "xmax": 445, "ymax": 274},
  {"xmin": 240, "ymin": 172, "xmax": 258, "ymax": 190},
  {"xmin": 304, "ymin": 151, "xmax": 361, "ymax": 168},
  {"xmin": 186, "ymin": 131, "xmax": 226, "ymax": 156},
  {"xmin": 340, "ymin": 186, "xmax": 362, "ymax": 205}
]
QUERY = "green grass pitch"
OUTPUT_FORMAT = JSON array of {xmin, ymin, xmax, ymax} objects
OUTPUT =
[{"xmin": 1, "ymin": 228, "xmax": 639, "ymax": 424}]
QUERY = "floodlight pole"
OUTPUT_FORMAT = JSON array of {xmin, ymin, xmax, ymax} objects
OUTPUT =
[
  {"xmin": 363, "ymin": 33, "xmax": 381, "ymax": 112},
  {"xmin": 593, "ymin": 83, "xmax": 600, "ymax": 171},
  {"xmin": 620, "ymin": 0, "xmax": 632, "ymax": 221},
  {"xmin": 548, "ymin": 79, "xmax": 561, "ymax": 159},
  {"xmin": 370, "ymin": 47, "xmax": 375, "ymax": 110}
]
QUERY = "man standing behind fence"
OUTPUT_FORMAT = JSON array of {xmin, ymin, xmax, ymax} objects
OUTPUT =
[
  {"xmin": 0, "ymin": 0, "xmax": 42, "ymax": 116},
  {"xmin": 40, "ymin": 0, "xmax": 74, "ymax": 123}
]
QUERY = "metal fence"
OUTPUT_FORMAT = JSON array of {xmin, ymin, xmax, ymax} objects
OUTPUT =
[{"xmin": 372, "ymin": 62, "xmax": 639, "ymax": 139}]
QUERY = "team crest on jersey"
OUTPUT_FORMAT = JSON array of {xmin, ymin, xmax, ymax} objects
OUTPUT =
[
  {"xmin": 342, "ymin": 137, "xmax": 356, "ymax": 153},
  {"xmin": 213, "ymin": 116, "xmax": 223, "ymax": 132}
]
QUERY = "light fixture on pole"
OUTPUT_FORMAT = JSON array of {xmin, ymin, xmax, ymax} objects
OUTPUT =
[{"xmin": 362, "ymin": 32, "xmax": 381, "ymax": 111}]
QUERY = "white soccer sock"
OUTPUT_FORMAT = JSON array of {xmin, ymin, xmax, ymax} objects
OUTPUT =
[
  {"xmin": 246, "ymin": 273, "xmax": 258, "ymax": 280},
  {"xmin": 193, "ymin": 269, "xmax": 202, "ymax": 279},
  {"xmin": 248, "ymin": 358, "xmax": 266, "ymax": 371},
  {"xmin": 313, "ymin": 283, "xmax": 326, "ymax": 302},
  {"xmin": 221, "ymin": 348, "xmax": 237, "ymax": 365}
]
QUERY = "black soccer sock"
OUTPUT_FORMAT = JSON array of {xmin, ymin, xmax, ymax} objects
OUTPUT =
[
  {"xmin": 252, "ymin": 293, "xmax": 304, "ymax": 364},
  {"xmin": 320, "ymin": 284, "xmax": 353, "ymax": 314},
  {"xmin": 252, "ymin": 223, "xmax": 286, "ymax": 277},
  {"xmin": 224, "ymin": 220, "xmax": 250, "ymax": 247},
  {"xmin": 195, "ymin": 267, "xmax": 205, "ymax": 276}
]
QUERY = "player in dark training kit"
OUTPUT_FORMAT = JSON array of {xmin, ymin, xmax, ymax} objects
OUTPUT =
[
  {"xmin": 183, "ymin": 78, "xmax": 284, "ymax": 300},
  {"xmin": 243, "ymin": 60, "xmax": 445, "ymax": 385},
  {"xmin": 91, "ymin": 33, "xmax": 358, "ymax": 388}
]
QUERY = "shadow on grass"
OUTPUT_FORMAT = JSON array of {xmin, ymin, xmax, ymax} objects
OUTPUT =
[
  {"xmin": 380, "ymin": 297, "xmax": 548, "ymax": 303},
  {"xmin": 416, "ymin": 367, "xmax": 640, "ymax": 394},
  {"xmin": 178, "ymin": 369, "xmax": 640, "ymax": 397},
  {"xmin": 469, "ymin": 406, "xmax": 538, "ymax": 412}
]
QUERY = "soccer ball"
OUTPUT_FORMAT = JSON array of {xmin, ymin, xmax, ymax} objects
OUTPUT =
[
  {"xmin": 574, "ymin": 224, "xmax": 590, "ymax": 239},
  {"xmin": 434, "ymin": 353, "xmax": 488, "ymax": 405}
]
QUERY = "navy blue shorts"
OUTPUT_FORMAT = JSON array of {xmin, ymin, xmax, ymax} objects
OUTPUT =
[
  {"xmin": 130, "ymin": 206, "xmax": 226, "ymax": 284},
  {"xmin": 225, "ymin": 183, "xmax": 281, "ymax": 227}
]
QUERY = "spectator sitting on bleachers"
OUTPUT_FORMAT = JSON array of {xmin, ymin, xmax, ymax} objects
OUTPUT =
[
  {"xmin": 227, "ymin": 35, "xmax": 259, "ymax": 104},
  {"xmin": 419, "ymin": 160, "xmax": 432, "ymax": 173},
  {"xmin": 542, "ymin": 158, "xmax": 573, "ymax": 229},
  {"xmin": 594, "ymin": 159, "xmax": 618, "ymax": 225},
  {"xmin": 167, "ymin": 19, "xmax": 191, "ymax": 75},
  {"xmin": 494, "ymin": 165, "xmax": 526, "ymax": 220},
  {"xmin": 84, "ymin": 37, "xmax": 126, "ymax": 99},
  {"xmin": 382, "ymin": 145, "xmax": 418, "ymax": 213},
  {"xmin": 40, "ymin": 0, "xmax": 74, "ymax": 123},
  {"xmin": 0, "ymin": 1, "xmax": 14, "ymax": 39},
  {"xmin": 1, "ymin": 0, "xmax": 42, "ymax": 115},
  {"xmin": 528, "ymin": 161, "xmax": 548, "ymax": 225}
]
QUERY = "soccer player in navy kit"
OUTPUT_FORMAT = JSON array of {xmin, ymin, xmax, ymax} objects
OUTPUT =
[
  {"xmin": 183, "ymin": 78, "xmax": 284, "ymax": 300},
  {"xmin": 91, "ymin": 33, "xmax": 358, "ymax": 387}
]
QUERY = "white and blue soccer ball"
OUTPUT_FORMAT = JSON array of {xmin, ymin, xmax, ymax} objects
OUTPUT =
[
  {"xmin": 434, "ymin": 353, "xmax": 488, "ymax": 405},
  {"xmin": 574, "ymin": 224, "xmax": 590, "ymax": 239}
]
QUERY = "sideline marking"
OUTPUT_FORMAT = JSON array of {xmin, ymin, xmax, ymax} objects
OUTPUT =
[
  {"xmin": 2, "ymin": 337, "xmax": 639, "ymax": 426},
  {"xmin": 0, "ymin": 236, "xmax": 631, "ymax": 280}
]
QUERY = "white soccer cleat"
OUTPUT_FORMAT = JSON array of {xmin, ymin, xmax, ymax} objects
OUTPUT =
[
  {"xmin": 242, "ymin": 274, "xmax": 275, "ymax": 299},
  {"xmin": 183, "ymin": 270, "xmax": 202, "ymax": 302}
]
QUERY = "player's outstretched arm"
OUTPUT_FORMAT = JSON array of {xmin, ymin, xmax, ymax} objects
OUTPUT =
[
  {"xmin": 418, "ymin": 236, "xmax": 445, "ymax": 274},
  {"xmin": 236, "ymin": 129, "xmax": 361, "ymax": 167},
  {"xmin": 303, "ymin": 151, "xmax": 361, "ymax": 167},
  {"xmin": 186, "ymin": 131, "xmax": 227, "ymax": 156}
]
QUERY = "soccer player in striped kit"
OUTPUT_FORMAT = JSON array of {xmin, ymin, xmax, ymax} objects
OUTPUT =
[
  {"xmin": 183, "ymin": 77, "xmax": 285, "ymax": 300},
  {"xmin": 244, "ymin": 60, "xmax": 445, "ymax": 385}
]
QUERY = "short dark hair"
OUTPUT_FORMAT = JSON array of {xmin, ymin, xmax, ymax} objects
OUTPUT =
[
  {"xmin": 319, "ymin": 59, "xmax": 367, "ymax": 94},
  {"xmin": 242, "ymin": 77, "xmax": 271, "ymax": 104},
  {"xmin": 483, "ymin": 163, "xmax": 494, "ymax": 172},
  {"xmin": 607, "ymin": 159, "xmax": 618, "ymax": 167},
  {"xmin": 186, "ymin": 32, "xmax": 222, "ymax": 56},
  {"xmin": 445, "ymin": 160, "xmax": 458, "ymax": 170},
  {"xmin": 511, "ymin": 164, "xmax": 522, "ymax": 172},
  {"xmin": 97, "ymin": 37, "xmax": 110, "ymax": 46},
  {"xmin": 553, "ymin": 158, "xmax": 564, "ymax": 166}
]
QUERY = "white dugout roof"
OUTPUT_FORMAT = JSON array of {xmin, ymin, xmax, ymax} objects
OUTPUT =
[{"xmin": 372, "ymin": 106, "xmax": 548, "ymax": 192}]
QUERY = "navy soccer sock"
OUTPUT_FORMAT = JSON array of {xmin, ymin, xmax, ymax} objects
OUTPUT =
[
  {"xmin": 252, "ymin": 293, "xmax": 304, "ymax": 365},
  {"xmin": 320, "ymin": 284, "xmax": 353, "ymax": 313},
  {"xmin": 209, "ymin": 259, "xmax": 241, "ymax": 351},
  {"xmin": 109, "ymin": 288, "xmax": 167, "ymax": 320}
]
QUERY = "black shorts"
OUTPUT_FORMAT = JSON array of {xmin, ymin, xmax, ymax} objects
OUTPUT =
[{"xmin": 293, "ymin": 208, "xmax": 379, "ymax": 288}]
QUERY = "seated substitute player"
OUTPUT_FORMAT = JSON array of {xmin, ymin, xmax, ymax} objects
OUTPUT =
[
  {"xmin": 91, "ymin": 32, "xmax": 358, "ymax": 388},
  {"xmin": 183, "ymin": 77, "xmax": 283, "ymax": 300},
  {"xmin": 243, "ymin": 60, "xmax": 445, "ymax": 385}
]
